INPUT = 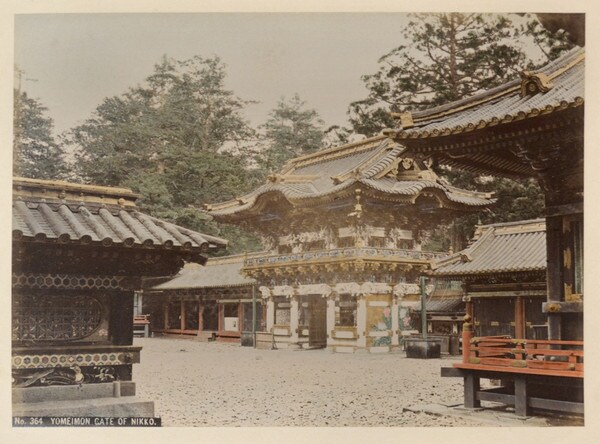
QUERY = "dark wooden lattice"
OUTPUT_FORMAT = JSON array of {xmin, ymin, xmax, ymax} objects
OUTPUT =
[{"xmin": 12, "ymin": 295, "xmax": 103, "ymax": 341}]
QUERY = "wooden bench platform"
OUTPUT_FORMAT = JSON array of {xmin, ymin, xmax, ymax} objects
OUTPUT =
[
  {"xmin": 442, "ymin": 322, "xmax": 583, "ymax": 417},
  {"xmin": 133, "ymin": 314, "xmax": 151, "ymax": 338}
]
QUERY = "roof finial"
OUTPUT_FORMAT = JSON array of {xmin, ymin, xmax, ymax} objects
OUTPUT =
[{"xmin": 520, "ymin": 71, "xmax": 553, "ymax": 97}]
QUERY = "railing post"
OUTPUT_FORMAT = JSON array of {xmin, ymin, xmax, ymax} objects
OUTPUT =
[{"xmin": 462, "ymin": 314, "xmax": 473, "ymax": 364}]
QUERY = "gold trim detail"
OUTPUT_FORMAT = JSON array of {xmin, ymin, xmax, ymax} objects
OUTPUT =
[{"xmin": 13, "ymin": 177, "xmax": 139, "ymax": 207}]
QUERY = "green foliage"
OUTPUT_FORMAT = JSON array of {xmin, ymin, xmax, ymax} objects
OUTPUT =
[
  {"xmin": 521, "ymin": 15, "xmax": 576, "ymax": 61},
  {"xmin": 342, "ymin": 12, "xmax": 573, "ymax": 250},
  {"xmin": 257, "ymin": 94, "xmax": 325, "ymax": 172},
  {"xmin": 423, "ymin": 169, "xmax": 545, "ymax": 251},
  {"xmin": 13, "ymin": 89, "xmax": 68, "ymax": 179},
  {"xmin": 347, "ymin": 13, "xmax": 574, "ymax": 137},
  {"xmin": 67, "ymin": 55, "xmax": 263, "ymax": 253}
]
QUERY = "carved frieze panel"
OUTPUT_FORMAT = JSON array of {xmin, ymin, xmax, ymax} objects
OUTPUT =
[
  {"xmin": 12, "ymin": 365, "xmax": 119, "ymax": 387},
  {"xmin": 12, "ymin": 273, "xmax": 128, "ymax": 291},
  {"xmin": 12, "ymin": 351, "xmax": 137, "ymax": 370}
]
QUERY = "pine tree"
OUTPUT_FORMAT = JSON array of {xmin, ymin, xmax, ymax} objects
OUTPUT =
[
  {"xmin": 258, "ymin": 94, "xmax": 325, "ymax": 173},
  {"xmin": 68, "ymin": 55, "xmax": 264, "ymax": 253},
  {"xmin": 343, "ymin": 13, "xmax": 574, "ymax": 250},
  {"xmin": 347, "ymin": 13, "xmax": 574, "ymax": 137},
  {"xmin": 13, "ymin": 89, "xmax": 68, "ymax": 179}
]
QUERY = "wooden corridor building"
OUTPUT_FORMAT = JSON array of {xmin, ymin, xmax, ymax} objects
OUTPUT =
[
  {"xmin": 144, "ymin": 255, "xmax": 265, "ymax": 344},
  {"xmin": 432, "ymin": 219, "xmax": 547, "ymax": 340}
]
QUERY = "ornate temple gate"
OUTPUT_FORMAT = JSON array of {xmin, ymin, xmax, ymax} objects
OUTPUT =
[
  {"xmin": 308, "ymin": 296, "xmax": 327, "ymax": 348},
  {"xmin": 208, "ymin": 135, "xmax": 493, "ymax": 352}
]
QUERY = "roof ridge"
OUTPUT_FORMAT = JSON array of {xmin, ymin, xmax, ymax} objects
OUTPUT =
[
  {"xmin": 13, "ymin": 177, "xmax": 140, "ymax": 207},
  {"xmin": 285, "ymin": 135, "xmax": 387, "ymax": 170},
  {"xmin": 475, "ymin": 218, "xmax": 546, "ymax": 230},
  {"xmin": 207, "ymin": 251, "xmax": 268, "ymax": 265},
  {"xmin": 329, "ymin": 139, "xmax": 395, "ymax": 183},
  {"xmin": 405, "ymin": 47, "xmax": 584, "ymax": 125}
]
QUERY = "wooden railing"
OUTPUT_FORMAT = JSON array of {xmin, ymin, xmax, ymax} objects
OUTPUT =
[{"xmin": 457, "ymin": 316, "xmax": 583, "ymax": 378}]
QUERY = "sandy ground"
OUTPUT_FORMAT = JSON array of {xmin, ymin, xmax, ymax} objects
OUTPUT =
[{"xmin": 133, "ymin": 337, "xmax": 505, "ymax": 427}]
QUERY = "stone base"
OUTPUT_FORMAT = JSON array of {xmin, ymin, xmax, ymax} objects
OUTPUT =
[
  {"xmin": 12, "ymin": 382, "xmax": 154, "ymax": 418},
  {"xmin": 405, "ymin": 338, "xmax": 441, "ymax": 359},
  {"xmin": 254, "ymin": 332, "xmax": 274, "ymax": 349},
  {"xmin": 332, "ymin": 345, "xmax": 355, "ymax": 353},
  {"xmin": 369, "ymin": 346, "xmax": 390, "ymax": 354},
  {"xmin": 13, "ymin": 396, "xmax": 155, "ymax": 418},
  {"xmin": 196, "ymin": 331, "xmax": 218, "ymax": 342}
]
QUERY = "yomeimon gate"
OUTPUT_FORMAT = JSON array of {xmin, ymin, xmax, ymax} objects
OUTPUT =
[
  {"xmin": 206, "ymin": 135, "xmax": 494, "ymax": 352},
  {"xmin": 12, "ymin": 177, "xmax": 227, "ymax": 417}
]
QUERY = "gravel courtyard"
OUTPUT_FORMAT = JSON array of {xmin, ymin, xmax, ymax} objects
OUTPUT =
[{"xmin": 133, "ymin": 337, "xmax": 512, "ymax": 427}]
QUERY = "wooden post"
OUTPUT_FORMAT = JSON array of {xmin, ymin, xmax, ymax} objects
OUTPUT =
[
  {"xmin": 420, "ymin": 276, "xmax": 427, "ymax": 339},
  {"xmin": 464, "ymin": 373, "xmax": 481, "ymax": 409},
  {"xmin": 515, "ymin": 296, "xmax": 525, "ymax": 339},
  {"xmin": 180, "ymin": 300, "xmax": 185, "ymax": 332},
  {"xmin": 164, "ymin": 301, "xmax": 169, "ymax": 330},
  {"xmin": 515, "ymin": 375, "xmax": 530, "ymax": 417},
  {"xmin": 198, "ymin": 302, "xmax": 204, "ymax": 332},
  {"xmin": 252, "ymin": 285, "xmax": 257, "ymax": 347},
  {"xmin": 462, "ymin": 314, "xmax": 473, "ymax": 364},
  {"xmin": 546, "ymin": 216, "xmax": 563, "ymax": 340}
]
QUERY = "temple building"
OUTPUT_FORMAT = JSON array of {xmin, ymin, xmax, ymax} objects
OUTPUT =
[
  {"xmin": 12, "ymin": 177, "xmax": 227, "ymax": 417},
  {"xmin": 142, "ymin": 254, "xmax": 264, "ymax": 345},
  {"xmin": 431, "ymin": 219, "xmax": 547, "ymax": 340},
  {"xmin": 385, "ymin": 47, "xmax": 583, "ymax": 343},
  {"xmin": 385, "ymin": 46, "xmax": 584, "ymax": 416},
  {"xmin": 205, "ymin": 135, "xmax": 494, "ymax": 353}
]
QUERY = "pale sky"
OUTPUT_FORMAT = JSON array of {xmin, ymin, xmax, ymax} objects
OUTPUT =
[{"xmin": 14, "ymin": 13, "xmax": 416, "ymax": 136}]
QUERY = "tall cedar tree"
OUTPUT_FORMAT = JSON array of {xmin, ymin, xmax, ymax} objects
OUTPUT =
[
  {"xmin": 348, "ymin": 13, "xmax": 573, "ymax": 136},
  {"xmin": 69, "ymin": 56, "xmax": 264, "ymax": 253},
  {"xmin": 13, "ymin": 89, "xmax": 68, "ymax": 179},
  {"xmin": 345, "ymin": 13, "xmax": 574, "ymax": 250},
  {"xmin": 258, "ymin": 94, "xmax": 325, "ymax": 173}
]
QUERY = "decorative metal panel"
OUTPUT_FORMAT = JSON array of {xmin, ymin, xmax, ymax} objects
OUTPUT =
[
  {"xmin": 12, "ymin": 295, "xmax": 103, "ymax": 342},
  {"xmin": 12, "ymin": 273, "xmax": 124, "ymax": 290}
]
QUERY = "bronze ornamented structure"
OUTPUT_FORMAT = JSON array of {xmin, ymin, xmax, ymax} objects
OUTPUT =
[{"xmin": 12, "ymin": 177, "xmax": 227, "ymax": 417}]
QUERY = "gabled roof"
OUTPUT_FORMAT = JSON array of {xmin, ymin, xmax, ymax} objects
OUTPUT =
[
  {"xmin": 151, "ymin": 254, "xmax": 258, "ymax": 290},
  {"xmin": 386, "ymin": 47, "xmax": 584, "ymax": 141},
  {"xmin": 431, "ymin": 219, "xmax": 546, "ymax": 276},
  {"xmin": 206, "ymin": 136, "xmax": 494, "ymax": 218},
  {"xmin": 13, "ymin": 177, "xmax": 228, "ymax": 254}
]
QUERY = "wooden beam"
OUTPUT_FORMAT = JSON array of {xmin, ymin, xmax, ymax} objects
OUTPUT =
[
  {"xmin": 528, "ymin": 396, "xmax": 584, "ymax": 414},
  {"xmin": 542, "ymin": 301, "xmax": 583, "ymax": 313},
  {"xmin": 441, "ymin": 367, "xmax": 464, "ymax": 377}
]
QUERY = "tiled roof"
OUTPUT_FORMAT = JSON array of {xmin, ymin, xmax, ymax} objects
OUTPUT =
[
  {"xmin": 400, "ymin": 296, "xmax": 463, "ymax": 313},
  {"xmin": 386, "ymin": 48, "xmax": 584, "ymax": 140},
  {"xmin": 207, "ymin": 136, "xmax": 494, "ymax": 217},
  {"xmin": 432, "ymin": 219, "xmax": 546, "ymax": 276},
  {"xmin": 152, "ymin": 255, "xmax": 257, "ymax": 290},
  {"xmin": 12, "ymin": 177, "xmax": 228, "ymax": 253}
]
